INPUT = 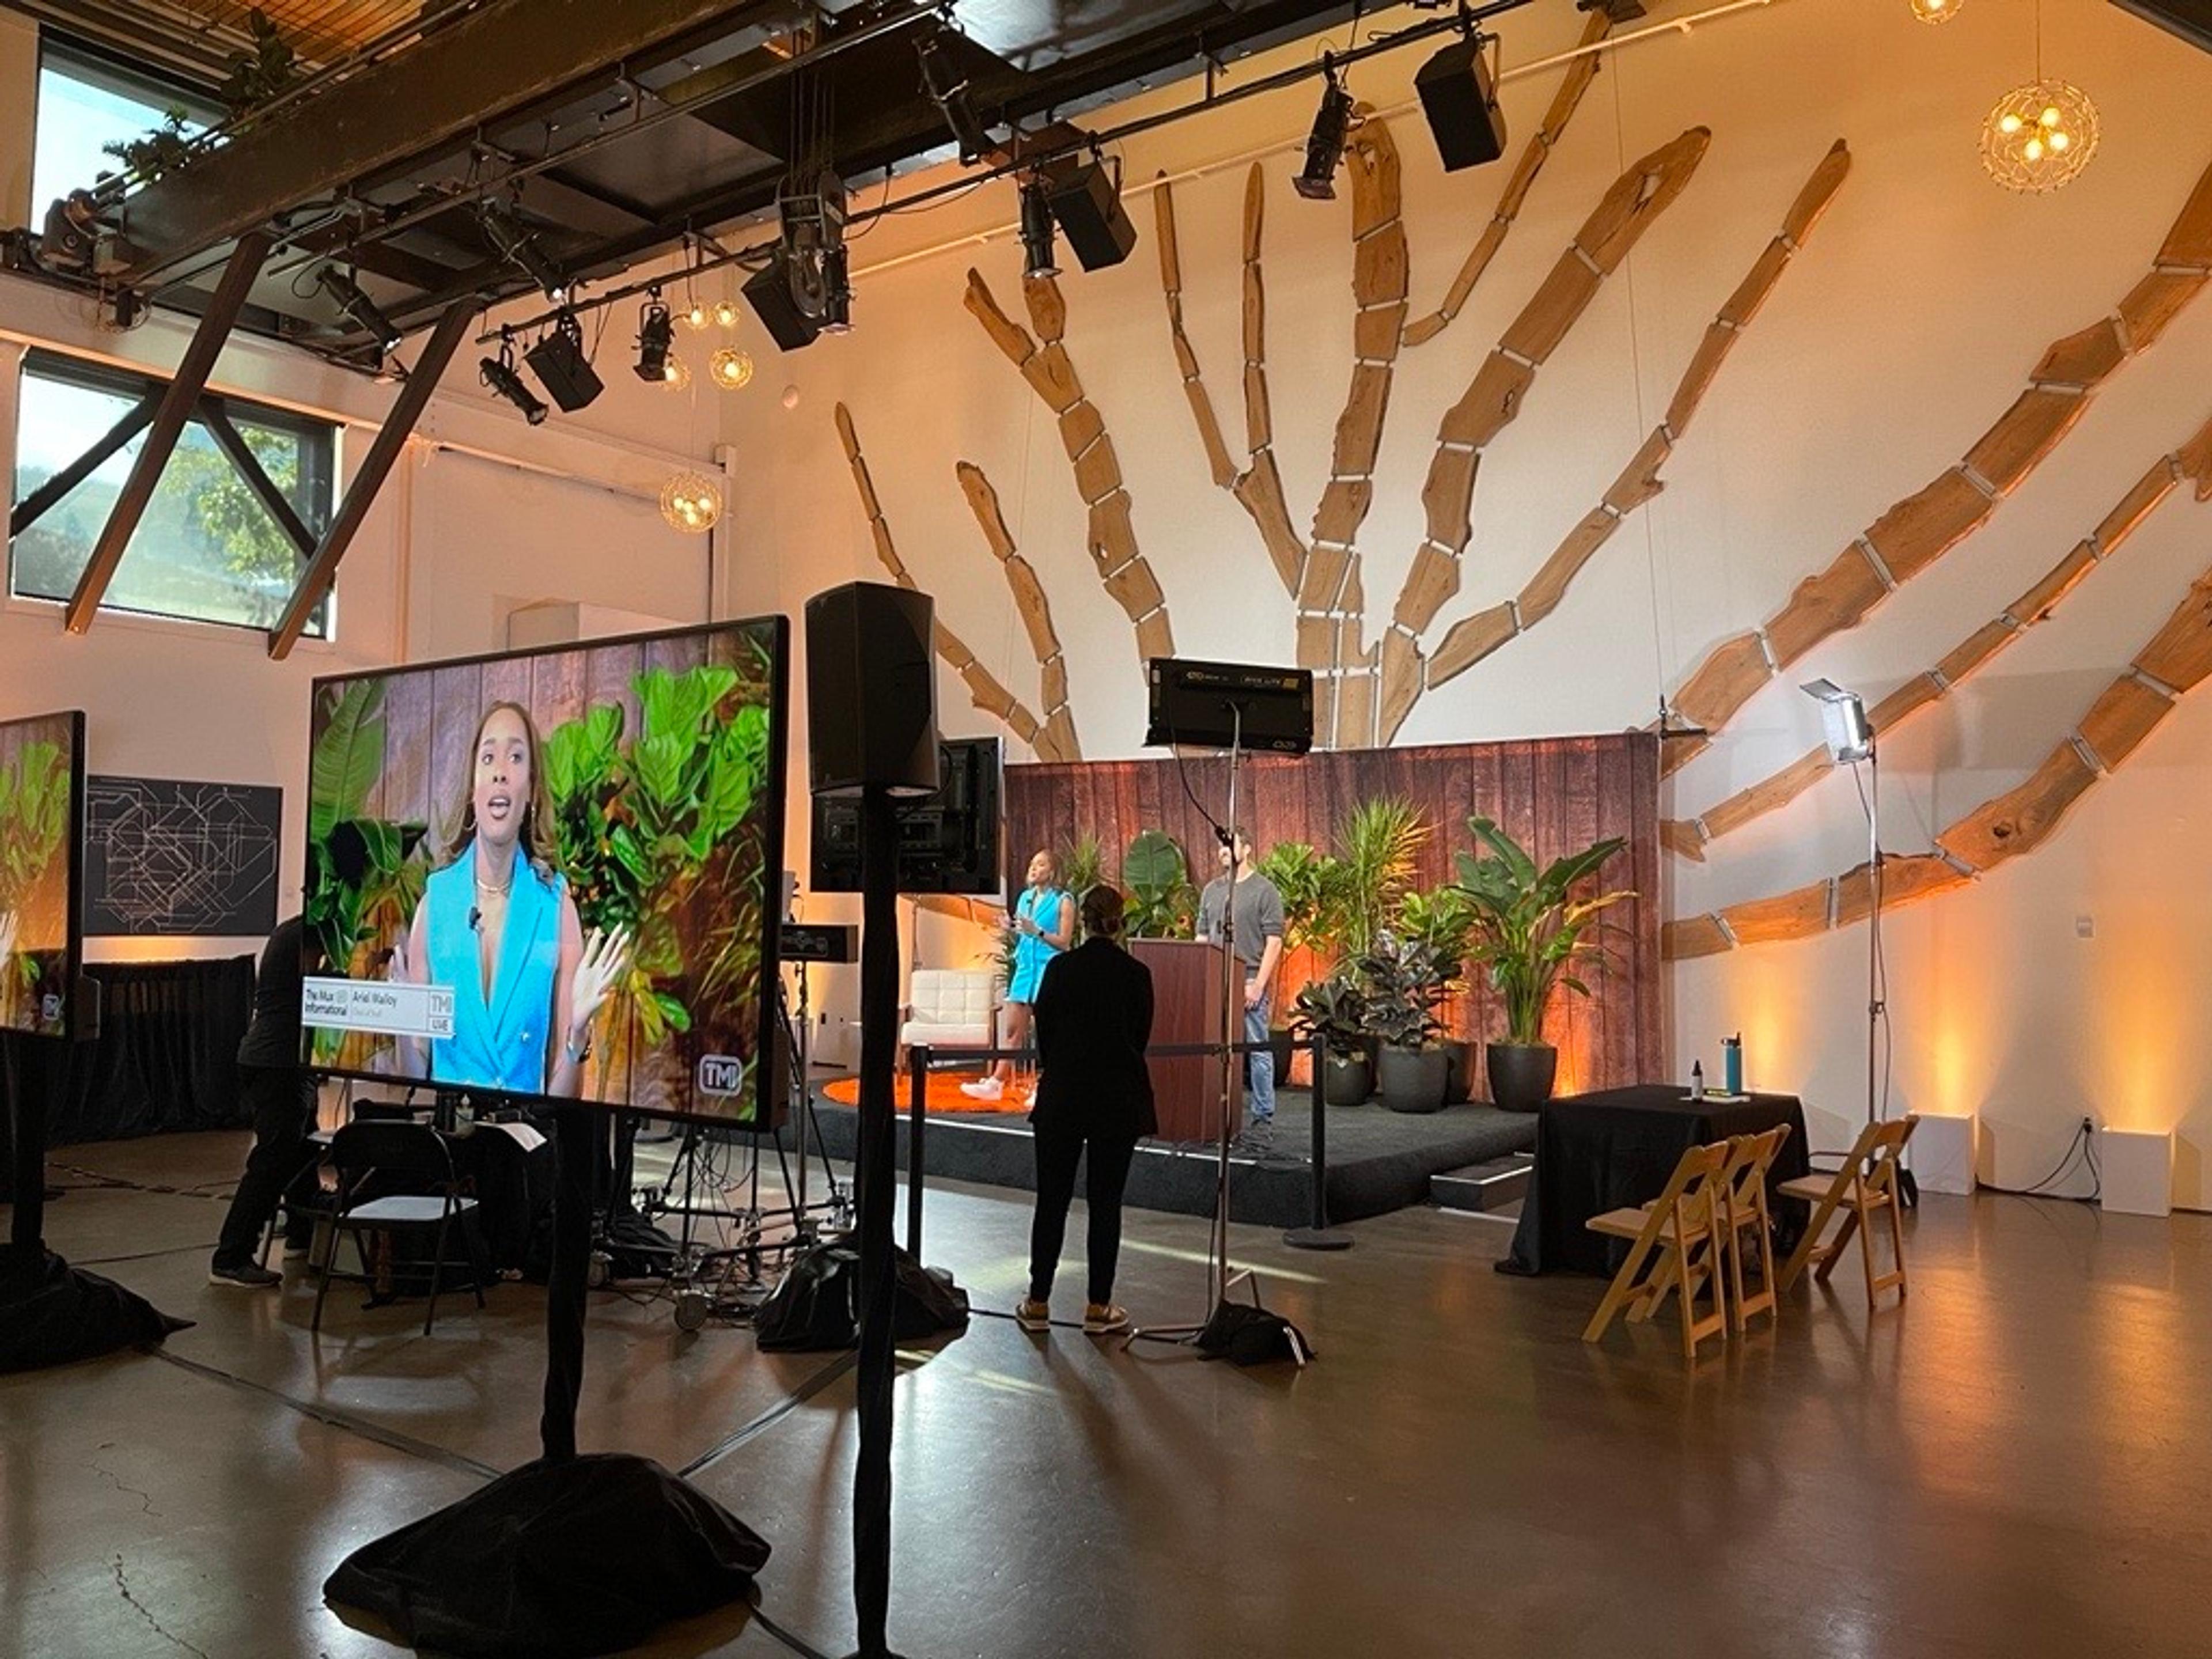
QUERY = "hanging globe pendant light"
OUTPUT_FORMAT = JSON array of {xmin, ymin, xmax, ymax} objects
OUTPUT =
[
  {"xmin": 660, "ymin": 472, "xmax": 723, "ymax": 535},
  {"xmin": 1910, "ymin": 0, "xmax": 1961, "ymax": 22},
  {"xmin": 1982, "ymin": 0, "xmax": 2099, "ymax": 194}
]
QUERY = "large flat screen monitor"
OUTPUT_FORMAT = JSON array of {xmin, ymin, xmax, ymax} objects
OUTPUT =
[
  {"xmin": 0, "ymin": 709, "xmax": 85, "ymax": 1041},
  {"xmin": 1144, "ymin": 658, "xmax": 1314, "ymax": 753},
  {"xmin": 809, "ymin": 736, "xmax": 1002, "ymax": 896},
  {"xmin": 300, "ymin": 619, "xmax": 789, "ymax": 1128}
]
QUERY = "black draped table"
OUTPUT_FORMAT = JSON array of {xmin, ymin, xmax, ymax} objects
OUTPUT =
[{"xmin": 1498, "ymin": 1085, "xmax": 1812, "ymax": 1275}]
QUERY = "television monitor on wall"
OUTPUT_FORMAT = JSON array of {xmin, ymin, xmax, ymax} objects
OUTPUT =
[
  {"xmin": 809, "ymin": 736, "xmax": 1002, "ymax": 896},
  {"xmin": 298, "ymin": 619, "xmax": 789, "ymax": 1128},
  {"xmin": 0, "ymin": 709, "xmax": 86, "ymax": 1042}
]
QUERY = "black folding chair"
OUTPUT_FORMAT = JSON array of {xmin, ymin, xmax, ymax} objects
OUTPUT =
[{"xmin": 312, "ymin": 1120, "xmax": 488, "ymax": 1336}]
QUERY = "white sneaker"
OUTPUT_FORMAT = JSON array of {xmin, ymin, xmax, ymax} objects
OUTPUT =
[{"xmin": 959, "ymin": 1076, "xmax": 1004, "ymax": 1101}]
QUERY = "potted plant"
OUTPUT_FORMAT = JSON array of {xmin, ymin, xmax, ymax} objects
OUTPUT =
[
  {"xmin": 1396, "ymin": 884, "xmax": 1478, "ymax": 1103},
  {"xmin": 1123, "ymin": 828, "xmax": 1196, "ymax": 940},
  {"xmin": 1291, "ymin": 969, "xmax": 1373, "ymax": 1105},
  {"xmin": 1357, "ymin": 932, "xmax": 1449, "ymax": 1114},
  {"xmin": 1453, "ymin": 817, "xmax": 1634, "ymax": 1112}
]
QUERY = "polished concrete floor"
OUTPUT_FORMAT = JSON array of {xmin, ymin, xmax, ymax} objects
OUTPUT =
[{"xmin": 4, "ymin": 1131, "xmax": 2209, "ymax": 1658}]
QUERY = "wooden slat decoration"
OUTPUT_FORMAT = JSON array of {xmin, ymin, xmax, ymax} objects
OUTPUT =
[
  {"xmin": 1664, "ymin": 411, "xmax": 2212, "ymax": 855},
  {"xmin": 1403, "ymin": 10, "xmax": 1612, "ymax": 348},
  {"xmin": 1415, "ymin": 141, "xmax": 1846, "ymax": 725},
  {"xmin": 1660, "ymin": 151, "xmax": 2212, "ymax": 778},
  {"xmin": 1005, "ymin": 732, "xmax": 1662, "ymax": 1096}
]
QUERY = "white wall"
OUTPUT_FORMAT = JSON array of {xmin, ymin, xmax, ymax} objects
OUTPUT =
[{"xmin": 725, "ymin": 0, "xmax": 2212, "ymax": 1206}]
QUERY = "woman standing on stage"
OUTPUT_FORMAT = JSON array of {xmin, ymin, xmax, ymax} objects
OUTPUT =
[
  {"xmin": 392, "ymin": 702, "xmax": 628, "ymax": 1097},
  {"xmin": 963, "ymin": 848, "xmax": 1073, "ymax": 1103}
]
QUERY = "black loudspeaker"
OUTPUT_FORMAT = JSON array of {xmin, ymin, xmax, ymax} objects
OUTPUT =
[
  {"xmin": 522, "ymin": 320, "xmax": 604, "ymax": 412},
  {"xmin": 744, "ymin": 257, "xmax": 822, "ymax": 353},
  {"xmin": 804, "ymin": 582, "xmax": 940, "ymax": 797},
  {"xmin": 2111, "ymin": 0, "xmax": 2212, "ymax": 53},
  {"xmin": 1415, "ymin": 39, "xmax": 1508, "ymax": 173},
  {"xmin": 1046, "ymin": 161, "xmax": 1138, "ymax": 272}
]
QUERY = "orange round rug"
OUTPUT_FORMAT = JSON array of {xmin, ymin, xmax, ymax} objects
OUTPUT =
[{"xmin": 820, "ymin": 1071, "xmax": 1032, "ymax": 1116}]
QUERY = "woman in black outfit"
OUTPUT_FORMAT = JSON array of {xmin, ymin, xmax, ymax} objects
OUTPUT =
[{"xmin": 1018, "ymin": 885, "xmax": 1156, "ymax": 1335}]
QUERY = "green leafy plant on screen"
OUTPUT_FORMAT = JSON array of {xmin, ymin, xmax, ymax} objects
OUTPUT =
[{"xmin": 0, "ymin": 738, "xmax": 69, "ymax": 1003}]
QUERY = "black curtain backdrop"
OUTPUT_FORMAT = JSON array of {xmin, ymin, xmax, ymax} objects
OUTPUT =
[{"xmin": 32, "ymin": 957, "xmax": 254, "ymax": 1147}]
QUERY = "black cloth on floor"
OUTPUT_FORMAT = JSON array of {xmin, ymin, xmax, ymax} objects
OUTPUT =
[
  {"xmin": 323, "ymin": 1452, "xmax": 770, "ymax": 1658},
  {"xmin": 1500, "ymin": 1085, "xmax": 1812, "ymax": 1276},
  {"xmin": 753, "ymin": 1239, "xmax": 969, "ymax": 1351},
  {"xmin": 0, "ymin": 1249, "xmax": 190, "ymax": 1373}
]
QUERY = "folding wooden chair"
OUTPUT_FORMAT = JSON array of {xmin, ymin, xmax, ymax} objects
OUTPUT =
[
  {"xmin": 1583, "ymin": 1141, "xmax": 1731, "ymax": 1361},
  {"xmin": 1718, "ymin": 1125, "xmax": 1791, "ymax": 1334},
  {"xmin": 1777, "ymin": 1115, "xmax": 1919, "ymax": 1308}
]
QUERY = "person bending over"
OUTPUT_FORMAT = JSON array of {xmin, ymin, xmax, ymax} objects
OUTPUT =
[
  {"xmin": 209, "ymin": 915, "xmax": 320, "ymax": 1288},
  {"xmin": 390, "ymin": 701, "xmax": 628, "ymax": 1097},
  {"xmin": 963, "ymin": 848, "xmax": 1073, "ymax": 1103},
  {"xmin": 1017, "ymin": 884, "xmax": 1156, "ymax": 1336}
]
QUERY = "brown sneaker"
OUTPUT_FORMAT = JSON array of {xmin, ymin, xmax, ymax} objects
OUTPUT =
[
  {"xmin": 1014, "ymin": 1298, "xmax": 1051, "ymax": 1332},
  {"xmin": 1082, "ymin": 1302, "xmax": 1128, "ymax": 1335}
]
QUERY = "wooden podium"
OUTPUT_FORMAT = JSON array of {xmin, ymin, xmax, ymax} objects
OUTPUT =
[{"xmin": 1129, "ymin": 938, "xmax": 1242, "ymax": 1143}]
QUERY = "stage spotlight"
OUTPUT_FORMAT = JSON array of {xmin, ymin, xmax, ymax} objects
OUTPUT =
[
  {"xmin": 524, "ymin": 312, "xmax": 604, "ymax": 412},
  {"xmin": 1415, "ymin": 35, "xmax": 1508, "ymax": 173},
  {"xmin": 820, "ymin": 245, "xmax": 853, "ymax": 334},
  {"xmin": 478, "ymin": 198, "xmax": 567, "ymax": 301},
  {"xmin": 481, "ymin": 338, "xmax": 548, "ymax": 425},
  {"xmin": 635, "ymin": 294, "xmax": 675, "ymax": 382},
  {"xmin": 916, "ymin": 32, "xmax": 990, "ymax": 163},
  {"xmin": 1018, "ymin": 176, "xmax": 1059, "ymax": 279},
  {"xmin": 315, "ymin": 264, "xmax": 403, "ymax": 355},
  {"xmin": 1801, "ymin": 677, "xmax": 1874, "ymax": 764},
  {"xmin": 1043, "ymin": 157, "xmax": 1138, "ymax": 271},
  {"xmin": 1293, "ymin": 60, "xmax": 1356, "ymax": 202}
]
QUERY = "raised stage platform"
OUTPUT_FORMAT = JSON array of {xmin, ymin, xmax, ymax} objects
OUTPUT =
[{"xmin": 804, "ymin": 1083, "xmax": 1538, "ymax": 1230}]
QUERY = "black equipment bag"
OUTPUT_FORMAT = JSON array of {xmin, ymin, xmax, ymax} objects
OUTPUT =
[
  {"xmin": 752, "ymin": 1238, "xmax": 969, "ymax": 1351},
  {"xmin": 1196, "ymin": 1299, "xmax": 1314, "ymax": 1366}
]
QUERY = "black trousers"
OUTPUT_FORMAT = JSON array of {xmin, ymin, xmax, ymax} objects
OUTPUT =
[
  {"xmin": 1028, "ymin": 1118, "xmax": 1139, "ymax": 1305},
  {"xmin": 212, "ymin": 1065, "xmax": 320, "ymax": 1268}
]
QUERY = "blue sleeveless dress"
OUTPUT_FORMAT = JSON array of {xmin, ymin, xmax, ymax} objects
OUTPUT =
[
  {"xmin": 1006, "ymin": 885, "xmax": 1069, "ymax": 1005},
  {"xmin": 422, "ymin": 846, "xmax": 564, "ymax": 1094}
]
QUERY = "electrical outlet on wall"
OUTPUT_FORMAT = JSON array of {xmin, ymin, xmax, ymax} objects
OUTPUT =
[{"xmin": 2075, "ymin": 914, "xmax": 2094, "ymax": 938}]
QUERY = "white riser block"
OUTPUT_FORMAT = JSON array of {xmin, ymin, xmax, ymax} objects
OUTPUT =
[
  {"xmin": 2097, "ymin": 1128, "xmax": 2174, "ymax": 1218},
  {"xmin": 1907, "ymin": 1112, "xmax": 1977, "ymax": 1196}
]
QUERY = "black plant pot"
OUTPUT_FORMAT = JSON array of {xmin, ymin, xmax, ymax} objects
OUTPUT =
[
  {"xmin": 1440, "ymin": 1039, "xmax": 1476, "ymax": 1106},
  {"xmin": 1486, "ymin": 1042, "xmax": 1558, "ymax": 1112},
  {"xmin": 1321, "ymin": 1052, "xmax": 1374, "ymax": 1106},
  {"xmin": 1376, "ymin": 1044, "xmax": 1449, "ymax": 1115}
]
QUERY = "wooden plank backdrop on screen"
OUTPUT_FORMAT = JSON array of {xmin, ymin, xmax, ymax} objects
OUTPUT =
[{"xmin": 1003, "ymin": 733, "xmax": 1661, "ymax": 1097}]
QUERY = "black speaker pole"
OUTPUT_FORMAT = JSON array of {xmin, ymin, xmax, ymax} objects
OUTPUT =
[{"xmin": 849, "ymin": 783, "xmax": 904, "ymax": 1658}]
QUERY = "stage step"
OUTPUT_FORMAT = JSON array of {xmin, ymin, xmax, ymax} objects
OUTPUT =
[{"xmin": 1430, "ymin": 1155, "xmax": 1533, "ymax": 1214}]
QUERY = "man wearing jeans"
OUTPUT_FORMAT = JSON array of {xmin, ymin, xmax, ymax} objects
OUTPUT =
[{"xmin": 1196, "ymin": 827, "xmax": 1284, "ymax": 1149}]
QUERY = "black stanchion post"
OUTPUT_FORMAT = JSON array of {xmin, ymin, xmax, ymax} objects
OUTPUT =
[
  {"xmin": 905, "ymin": 1044, "xmax": 930, "ymax": 1262},
  {"xmin": 1285, "ymin": 1032, "xmax": 1351, "ymax": 1252},
  {"xmin": 539, "ymin": 1104, "xmax": 594, "ymax": 1461}
]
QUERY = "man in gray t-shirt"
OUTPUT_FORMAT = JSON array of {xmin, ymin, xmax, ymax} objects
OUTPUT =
[{"xmin": 1196, "ymin": 827, "xmax": 1285, "ymax": 1135}]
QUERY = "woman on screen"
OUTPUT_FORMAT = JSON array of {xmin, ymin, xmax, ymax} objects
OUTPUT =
[
  {"xmin": 962, "ymin": 848, "xmax": 1073, "ymax": 1103},
  {"xmin": 392, "ymin": 702, "xmax": 628, "ymax": 1097}
]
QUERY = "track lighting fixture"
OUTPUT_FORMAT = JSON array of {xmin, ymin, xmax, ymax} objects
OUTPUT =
[
  {"xmin": 1037, "ymin": 156, "xmax": 1137, "ymax": 271},
  {"xmin": 1018, "ymin": 176, "xmax": 1059, "ymax": 279},
  {"xmin": 916, "ymin": 31, "xmax": 990, "ymax": 163},
  {"xmin": 1293, "ymin": 58, "xmax": 1356, "ymax": 202},
  {"xmin": 480, "ymin": 336, "xmax": 548, "ymax": 424},
  {"xmin": 524, "ymin": 311, "xmax": 604, "ymax": 412},
  {"xmin": 478, "ymin": 198, "xmax": 567, "ymax": 301},
  {"xmin": 635, "ymin": 293, "xmax": 675, "ymax": 382},
  {"xmin": 315, "ymin": 264, "xmax": 403, "ymax": 355}
]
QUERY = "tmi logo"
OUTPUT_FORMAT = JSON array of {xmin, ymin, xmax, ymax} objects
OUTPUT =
[{"xmin": 697, "ymin": 1055, "xmax": 747, "ymax": 1097}]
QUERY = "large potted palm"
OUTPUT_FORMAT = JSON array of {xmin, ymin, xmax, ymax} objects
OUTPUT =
[{"xmin": 1453, "ymin": 817, "xmax": 1634, "ymax": 1112}]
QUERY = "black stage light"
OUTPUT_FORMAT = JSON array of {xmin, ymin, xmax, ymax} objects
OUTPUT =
[
  {"xmin": 635, "ymin": 294, "xmax": 674, "ymax": 382},
  {"xmin": 1018, "ymin": 176, "xmax": 1059, "ymax": 279},
  {"xmin": 316, "ymin": 264, "xmax": 403, "ymax": 355},
  {"xmin": 524, "ymin": 312, "xmax": 604, "ymax": 412},
  {"xmin": 1415, "ymin": 35, "xmax": 1508, "ymax": 173},
  {"xmin": 481, "ymin": 339, "xmax": 548, "ymax": 424},
  {"xmin": 744, "ymin": 252, "xmax": 821, "ymax": 352},
  {"xmin": 1293, "ymin": 61, "xmax": 1357, "ymax": 202},
  {"xmin": 820, "ymin": 244, "xmax": 853, "ymax": 334},
  {"xmin": 478, "ymin": 198, "xmax": 567, "ymax": 301},
  {"xmin": 1044, "ymin": 157, "xmax": 1138, "ymax": 271},
  {"xmin": 916, "ymin": 32, "xmax": 990, "ymax": 162}
]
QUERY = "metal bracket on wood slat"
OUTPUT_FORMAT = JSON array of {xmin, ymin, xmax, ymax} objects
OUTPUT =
[
  {"xmin": 1713, "ymin": 913, "xmax": 1740, "ymax": 948},
  {"xmin": 2130, "ymin": 664, "xmax": 2183, "ymax": 701},
  {"xmin": 1754, "ymin": 629, "xmax": 1779, "ymax": 673},
  {"xmin": 1959, "ymin": 464, "xmax": 2002, "ymax": 500},
  {"xmin": 1933, "ymin": 847, "xmax": 1979, "ymax": 878},
  {"xmin": 1855, "ymin": 536, "xmax": 1896, "ymax": 591},
  {"xmin": 1823, "ymin": 877, "xmax": 1841, "ymax": 932},
  {"xmin": 2069, "ymin": 730, "xmax": 2111, "ymax": 775},
  {"xmin": 1570, "ymin": 245, "xmax": 1603, "ymax": 276},
  {"xmin": 1504, "ymin": 599, "xmax": 1523, "ymax": 634}
]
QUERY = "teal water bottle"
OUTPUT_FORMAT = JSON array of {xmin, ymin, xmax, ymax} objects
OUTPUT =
[{"xmin": 1723, "ymin": 1033, "xmax": 1743, "ymax": 1096}]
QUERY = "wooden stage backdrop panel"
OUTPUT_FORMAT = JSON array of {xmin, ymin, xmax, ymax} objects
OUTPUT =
[{"xmin": 1004, "ymin": 734, "xmax": 1662, "ymax": 1099}]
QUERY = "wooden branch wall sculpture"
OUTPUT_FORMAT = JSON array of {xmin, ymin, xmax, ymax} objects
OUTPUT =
[
  {"xmin": 834, "ymin": 402, "xmax": 1082, "ymax": 761},
  {"xmin": 1664, "ymin": 409, "xmax": 2212, "ymax": 861},
  {"xmin": 1665, "ymin": 551, "xmax": 2212, "ymax": 959},
  {"xmin": 1378, "ymin": 127, "xmax": 1711, "ymax": 743},
  {"xmin": 1416, "ymin": 139, "xmax": 1851, "ymax": 717},
  {"xmin": 1659, "ymin": 155, "xmax": 2212, "ymax": 778},
  {"xmin": 963, "ymin": 270, "xmax": 1176, "ymax": 667},
  {"xmin": 1402, "ymin": 10, "xmax": 1612, "ymax": 349}
]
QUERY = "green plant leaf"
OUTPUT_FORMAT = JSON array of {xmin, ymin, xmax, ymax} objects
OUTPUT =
[{"xmin": 309, "ymin": 680, "xmax": 385, "ymax": 842}]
